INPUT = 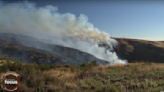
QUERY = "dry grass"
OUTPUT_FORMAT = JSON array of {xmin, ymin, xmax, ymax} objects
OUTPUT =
[
  {"xmin": 43, "ymin": 68, "xmax": 77, "ymax": 80},
  {"xmin": 0, "ymin": 60, "xmax": 14, "ymax": 66},
  {"xmin": 115, "ymin": 38, "xmax": 164, "ymax": 63},
  {"xmin": 0, "ymin": 58, "xmax": 164, "ymax": 92}
]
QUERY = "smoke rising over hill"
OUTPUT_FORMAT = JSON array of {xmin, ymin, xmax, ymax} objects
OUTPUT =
[{"xmin": 0, "ymin": 1, "xmax": 127, "ymax": 64}]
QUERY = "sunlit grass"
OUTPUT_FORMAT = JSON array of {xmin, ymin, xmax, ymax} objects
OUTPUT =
[{"xmin": 0, "ymin": 56, "xmax": 164, "ymax": 92}]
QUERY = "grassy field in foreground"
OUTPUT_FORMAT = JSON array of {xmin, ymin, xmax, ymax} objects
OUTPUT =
[{"xmin": 0, "ymin": 57, "xmax": 164, "ymax": 92}]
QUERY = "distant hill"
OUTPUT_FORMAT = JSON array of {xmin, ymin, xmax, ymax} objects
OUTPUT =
[{"xmin": 115, "ymin": 38, "xmax": 164, "ymax": 63}]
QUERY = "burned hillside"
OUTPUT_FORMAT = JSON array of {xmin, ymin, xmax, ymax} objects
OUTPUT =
[{"xmin": 0, "ymin": 33, "xmax": 109, "ymax": 65}]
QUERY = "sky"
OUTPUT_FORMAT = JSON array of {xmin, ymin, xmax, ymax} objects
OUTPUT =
[{"xmin": 2, "ymin": 0, "xmax": 164, "ymax": 41}]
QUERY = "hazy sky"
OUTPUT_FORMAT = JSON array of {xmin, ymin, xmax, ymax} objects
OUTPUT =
[{"xmin": 2, "ymin": 0, "xmax": 164, "ymax": 41}]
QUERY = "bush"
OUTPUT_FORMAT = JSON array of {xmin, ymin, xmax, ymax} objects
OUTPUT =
[
  {"xmin": 0, "ymin": 63, "xmax": 9, "ymax": 72},
  {"xmin": 10, "ymin": 61, "xmax": 22, "ymax": 71},
  {"xmin": 65, "ymin": 64, "xmax": 71, "ymax": 67},
  {"xmin": 39, "ymin": 64, "xmax": 50, "ymax": 71},
  {"xmin": 0, "ymin": 61, "xmax": 22, "ymax": 71},
  {"xmin": 50, "ymin": 64, "xmax": 57, "ymax": 68},
  {"xmin": 0, "ymin": 56, "xmax": 6, "ymax": 60},
  {"xmin": 96, "ymin": 85, "xmax": 118, "ymax": 92},
  {"xmin": 70, "ymin": 66, "xmax": 75, "ymax": 72},
  {"xmin": 88, "ymin": 60, "xmax": 97, "ymax": 66},
  {"xmin": 80, "ymin": 63, "xmax": 86, "ymax": 67},
  {"xmin": 19, "ymin": 64, "xmax": 43, "ymax": 88}
]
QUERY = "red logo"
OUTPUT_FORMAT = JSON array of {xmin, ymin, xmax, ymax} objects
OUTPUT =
[{"xmin": 1, "ymin": 72, "xmax": 20, "ymax": 91}]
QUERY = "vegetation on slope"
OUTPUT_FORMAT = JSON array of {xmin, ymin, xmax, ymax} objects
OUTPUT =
[
  {"xmin": 0, "ymin": 56, "xmax": 164, "ymax": 92},
  {"xmin": 116, "ymin": 38, "xmax": 164, "ymax": 63}
]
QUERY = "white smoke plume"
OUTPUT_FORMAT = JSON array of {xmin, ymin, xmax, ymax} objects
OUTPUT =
[{"xmin": 0, "ymin": 1, "xmax": 127, "ymax": 65}]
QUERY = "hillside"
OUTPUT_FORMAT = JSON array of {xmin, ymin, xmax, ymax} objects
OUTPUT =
[
  {"xmin": 0, "ymin": 33, "xmax": 108, "ymax": 65},
  {"xmin": 0, "ymin": 33, "xmax": 164, "ymax": 64},
  {"xmin": 115, "ymin": 38, "xmax": 164, "ymax": 63}
]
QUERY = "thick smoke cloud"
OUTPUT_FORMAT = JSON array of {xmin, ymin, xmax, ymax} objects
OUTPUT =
[{"xmin": 0, "ymin": 1, "xmax": 127, "ymax": 64}]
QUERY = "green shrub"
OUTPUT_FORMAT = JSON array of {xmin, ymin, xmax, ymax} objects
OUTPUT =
[
  {"xmin": 50, "ymin": 64, "xmax": 57, "ymax": 68},
  {"xmin": 0, "ymin": 61, "xmax": 22, "ymax": 71},
  {"xmin": 88, "ymin": 60, "xmax": 97, "ymax": 66},
  {"xmin": 9, "ymin": 61, "xmax": 22, "ymax": 71},
  {"xmin": 0, "ymin": 56, "xmax": 6, "ymax": 60},
  {"xmin": 0, "ymin": 63, "xmax": 9, "ymax": 71},
  {"xmin": 153, "ymin": 86, "xmax": 164, "ymax": 92},
  {"xmin": 96, "ymin": 85, "xmax": 118, "ymax": 92},
  {"xmin": 80, "ymin": 63, "xmax": 86, "ymax": 67},
  {"xmin": 70, "ymin": 66, "xmax": 75, "ymax": 72},
  {"xmin": 39, "ymin": 64, "xmax": 50, "ymax": 71},
  {"xmin": 64, "ymin": 64, "xmax": 71, "ymax": 67}
]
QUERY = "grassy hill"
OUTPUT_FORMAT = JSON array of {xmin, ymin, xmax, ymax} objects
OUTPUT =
[
  {"xmin": 115, "ymin": 38, "xmax": 164, "ymax": 63},
  {"xmin": 0, "ymin": 56, "xmax": 164, "ymax": 92}
]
